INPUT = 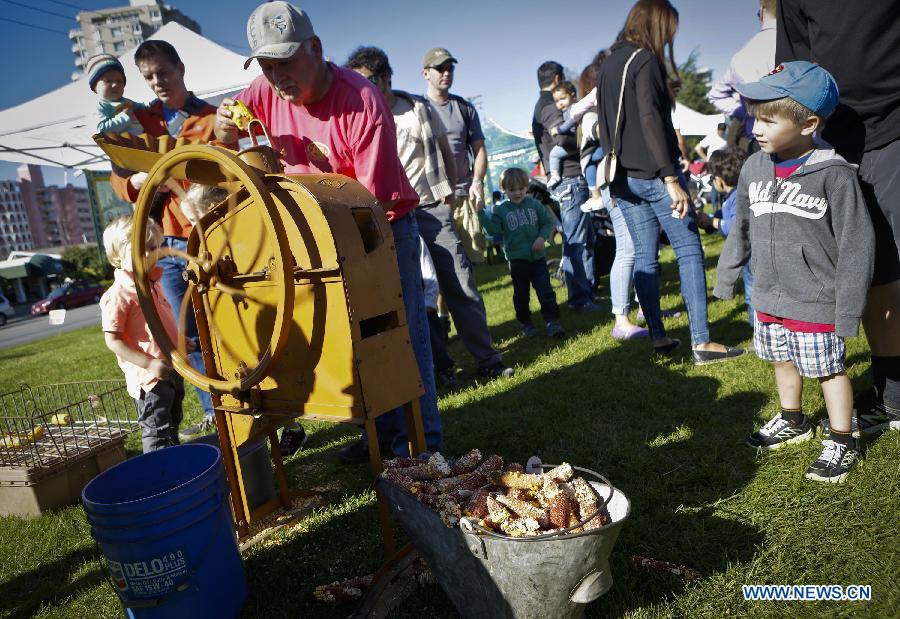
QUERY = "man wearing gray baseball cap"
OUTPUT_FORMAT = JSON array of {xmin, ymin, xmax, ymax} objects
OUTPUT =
[{"xmin": 215, "ymin": 1, "xmax": 442, "ymax": 463}]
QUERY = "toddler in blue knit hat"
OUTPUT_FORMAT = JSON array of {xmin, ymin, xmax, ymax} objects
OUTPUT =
[{"xmin": 86, "ymin": 53, "xmax": 146, "ymax": 136}]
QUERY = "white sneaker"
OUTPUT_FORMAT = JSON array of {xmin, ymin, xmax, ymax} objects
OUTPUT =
[{"xmin": 580, "ymin": 197, "xmax": 605, "ymax": 213}]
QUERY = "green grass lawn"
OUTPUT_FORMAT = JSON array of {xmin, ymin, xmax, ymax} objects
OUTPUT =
[{"xmin": 1, "ymin": 235, "xmax": 897, "ymax": 618}]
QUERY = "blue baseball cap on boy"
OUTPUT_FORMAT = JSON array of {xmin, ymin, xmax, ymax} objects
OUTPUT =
[{"xmin": 735, "ymin": 61, "xmax": 840, "ymax": 118}]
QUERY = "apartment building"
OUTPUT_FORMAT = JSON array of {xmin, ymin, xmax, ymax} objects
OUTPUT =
[
  {"xmin": 0, "ymin": 181, "xmax": 34, "ymax": 260},
  {"xmin": 69, "ymin": 0, "xmax": 200, "ymax": 80},
  {"xmin": 18, "ymin": 165, "xmax": 95, "ymax": 250}
]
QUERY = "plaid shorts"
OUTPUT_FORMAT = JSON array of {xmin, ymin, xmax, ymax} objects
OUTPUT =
[{"xmin": 754, "ymin": 320, "xmax": 845, "ymax": 378}]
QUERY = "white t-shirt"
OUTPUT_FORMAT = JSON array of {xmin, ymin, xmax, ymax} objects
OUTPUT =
[{"xmin": 699, "ymin": 132, "xmax": 727, "ymax": 157}]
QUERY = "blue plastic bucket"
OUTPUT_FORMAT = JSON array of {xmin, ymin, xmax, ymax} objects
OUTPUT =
[{"xmin": 82, "ymin": 444, "xmax": 248, "ymax": 618}]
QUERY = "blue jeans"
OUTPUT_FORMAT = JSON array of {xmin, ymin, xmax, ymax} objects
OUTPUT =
[
  {"xmin": 157, "ymin": 237, "xmax": 213, "ymax": 416},
  {"xmin": 606, "ymin": 190, "xmax": 636, "ymax": 315},
  {"xmin": 552, "ymin": 176, "xmax": 594, "ymax": 307},
  {"xmin": 364, "ymin": 214, "xmax": 441, "ymax": 456},
  {"xmin": 743, "ymin": 263, "xmax": 754, "ymax": 327},
  {"xmin": 508, "ymin": 257, "xmax": 560, "ymax": 325},
  {"xmin": 611, "ymin": 176, "xmax": 711, "ymax": 345},
  {"xmin": 584, "ymin": 147, "xmax": 605, "ymax": 191}
]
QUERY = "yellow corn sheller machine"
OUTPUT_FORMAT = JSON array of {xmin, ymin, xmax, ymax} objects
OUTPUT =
[{"xmin": 93, "ymin": 121, "xmax": 427, "ymax": 565}]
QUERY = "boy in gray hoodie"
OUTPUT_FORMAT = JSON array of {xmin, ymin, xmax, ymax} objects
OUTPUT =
[{"xmin": 714, "ymin": 62, "xmax": 874, "ymax": 483}]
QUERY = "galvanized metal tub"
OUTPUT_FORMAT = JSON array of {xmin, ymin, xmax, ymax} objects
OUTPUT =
[{"xmin": 377, "ymin": 465, "xmax": 630, "ymax": 618}]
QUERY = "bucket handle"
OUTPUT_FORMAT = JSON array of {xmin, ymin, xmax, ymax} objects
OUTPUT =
[
  {"xmin": 93, "ymin": 492, "xmax": 232, "ymax": 610},
  {"xmin": 460, "ymin": 465, "xmax": 616, "ymax": 543}
]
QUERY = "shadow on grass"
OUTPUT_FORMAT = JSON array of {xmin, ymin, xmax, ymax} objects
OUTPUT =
[
  {"xmin": 0, "ymin": 545, "xmax": 104, "ymax": 617},
  {"xmin": 415, "ymin": 340, "xmax": 766, "ymax": 616}
]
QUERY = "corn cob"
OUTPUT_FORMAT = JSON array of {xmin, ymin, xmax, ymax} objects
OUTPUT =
[
  {"xmin": 499, "ymin": 515, "xmax": 541, "ymax": 537},
  {"xmin": 419, "ymin": 494, "xmax": 462, "ymax": 527},
  {"xmin": 2, "ymin": 426, "xmax": 45, "ymax": 449},
  {"xmin": 548, "ymin": 493, "xmax": 577, "ymax": 529},
  {"xmin": 313, "ymin": 574, "xmax": 373, "ymax": 602},
  {"xmin": 572, "ymin": 477, "xmax": 606, "ymax": 530},
  {"xmin": 632, "ymin": 555, "xmax": 702, "ymax": 581},
  {"xmin": 506, "ymin": 488, "xmax": 535, "ymax": 502},
  {"xmin": 485, "ymin": 496, "xmax": 512, "ymax": 528},
  {"xmin": 535, "ymin": 476, "xmax": 563, "ymax": 508},
  {"xmin": 382, "ymin": 456, "xmax": 419, "ymax": 469},
  {"xmin": 380, "ymin": 468, "xmax": 417, "ymax": 492},
  {"xmin": 449, "ymin": 449, "xmax": 482, "ymax": 475},
  {"xmin": 433, "ymin": 472, "xmax": 487, "ymax": 495},
  {"xmin": 474, "ymin": 454, "xmax": 503, "ymax": 475},
  {"xmin": 495, "ymin": 494, "xmax": 550, "ymax": 528},
  {"xmin": 464, "ymin": 487, "xmax": 491, "ymax": 519},
  {"xmin": 49, "ymin": 413, "xmax": 72, "ymax": 425},
  {"xmin": 398, "ymin": 451, "xmax": 451, "ymax": 480},
  {"xmin": 488, "ymin": 470, "xmax": 543, "ymax": 490},
  {"xmin": 546, "ymin": 462, "xmax": 574, "ymax": 482}
]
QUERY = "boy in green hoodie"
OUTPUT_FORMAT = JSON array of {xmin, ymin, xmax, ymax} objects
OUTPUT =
[{"xmin": 478, "ymin": 168, "xmax": 566, "ymax": 339}]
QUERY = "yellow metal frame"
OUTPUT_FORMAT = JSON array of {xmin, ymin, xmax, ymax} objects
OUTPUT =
[{"xmin": 95, "ymin": 133, "xmax": 426, "ymax": 553}]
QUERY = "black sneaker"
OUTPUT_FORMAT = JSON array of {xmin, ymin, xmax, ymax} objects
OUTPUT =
[
  {"xmin": 856, "ymin": 401, "xmax": 900, "ymax": 435},
  {"xmin": 436, "ymin": 367, "xmax": 458, "ymax": 388},
  {"xmin": 804, "ymin": 440, "xmax": 861, "ymax": 483},
  {"xmin": 338, "ymin": 438, "xmax": 394, "ymax": 465},
  {"xmin": 521, "ymin": 323, "xmax": 538, "ymax": 337},
  {"xmin": 279, "ymin": 426, "xmax": 308, "ymax": 457},
  {"xmin": 478, "ymin": 362, "xmax": 515, "ymax": 380},
  {"xmin": 820, "ymin": 399, "xmax": 900, "ymax": 438},
  {"xmin": 747, "ymin": 413, "xmax": 813, "ymax": 450},
  {"xmin": 178, "ymin": 415, "xmax": 215, "ymax": 441},
  {"xmin": 546, "ymin": 321, "xmax": 566, "ymax": 339}
]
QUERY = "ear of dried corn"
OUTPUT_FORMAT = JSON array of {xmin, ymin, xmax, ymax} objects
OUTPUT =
[
  {"xmin": 488, "ymin": 470, "xmax": 543, "ymax": 490},
  {"xmin": 572, "ymin": 477, "xmax": 606, "ymax": 530},
  {"xmin": 546, "ymin": 462, "xmax": 574, "ymax": 482},
  {"xmin": 494, "ymin": 494, "xmax": 550, "ymax": 528},
  {"xmin": 548, "ymin": 493, "xmax": 577, "ymax": 529},
  {"xmin": 449, "ymin": 449, "xmax": 482, "ymax": 475},
  {"xmin": 473, "ymin": 454, "xmax": 503, "ymax": 475}
]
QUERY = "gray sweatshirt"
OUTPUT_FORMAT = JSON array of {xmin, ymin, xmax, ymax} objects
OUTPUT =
[{"xmin": 713, "ymin": 146, "xmax": 874, "ymax": 337}]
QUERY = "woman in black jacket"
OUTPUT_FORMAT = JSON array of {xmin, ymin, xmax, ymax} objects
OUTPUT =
[{"xmin": 597, "ymin": 0, "xmax": 744, "ymax": 365}]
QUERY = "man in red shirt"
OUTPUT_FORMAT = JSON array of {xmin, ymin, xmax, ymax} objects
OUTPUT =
[
  {"xmin": 215, "ymin": 1, "xmax": 441, "ymax": 462},
  {"xmin": 109, "ymin": 39, "xmax": 216, "ymax": 432}
]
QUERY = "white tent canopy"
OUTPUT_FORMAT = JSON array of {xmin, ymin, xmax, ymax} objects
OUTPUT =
[
  {"xmin": 673, "ymin": 102, "xmax": 726, "ymax": 137},
  {"xmin": 0, "ymin": 23, "xmax": 259, "ymax": 171}
]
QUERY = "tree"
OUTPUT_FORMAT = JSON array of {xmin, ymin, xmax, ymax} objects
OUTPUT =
[
  {"xmin": 676, "ymin": 50, "xmax": 717, "ymax": 115},
  {"xmin": 61, "ymin": 245, "xmax": 112, "ymax": 281}
]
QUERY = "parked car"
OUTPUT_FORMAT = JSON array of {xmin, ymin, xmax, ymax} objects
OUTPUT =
[
  {"xmin": 31, "ymin": 280, "xmax": 105, "ymax": 315},
  {"xmin": 0, "ymin": 293, "xmax": 14, "ymax": 326}
]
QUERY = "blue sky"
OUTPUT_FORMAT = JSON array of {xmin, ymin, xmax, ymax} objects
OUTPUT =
[{"xmin": 0, "ymin": 0, "xmax": 762, "ymax": 185}]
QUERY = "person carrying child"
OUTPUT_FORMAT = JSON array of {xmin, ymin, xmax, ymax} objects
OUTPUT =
[
  {"xmin": 714, "ymin": 62, "xmax": 875, "ymax": 483},
  {"xmin": 86, "ymin": 53, "xmax": 146, "ymax": 136},
  {"xmin": 478, "ymin": 167, "xmax": 566, "ymax": 339},
  {"xmin": 696, "ymin": 147, "xmax": 753, "ymax": 324},
  {"xmin": 100, "ymin": 215, "xmax": 186, "ymax": 453},
  {"xmin": 546, "ymin": 81, "xmax": 580, "ymax": 190}
]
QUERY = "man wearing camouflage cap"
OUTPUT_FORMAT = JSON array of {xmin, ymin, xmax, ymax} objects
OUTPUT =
[{"xmin": 215, "ymin": 1, "xmax": 441, "ymax": 463}]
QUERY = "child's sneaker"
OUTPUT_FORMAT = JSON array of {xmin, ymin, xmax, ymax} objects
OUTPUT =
[
  {"xmin": 746, "ymin": 413, "xmax": 813, "ymax": 450},
  {"xmin": 547, "ymin": 173, "xmax": 562, "ymax": 189},
  {"xmin": 546, "ymin": 321, "xmax": 566, "ymax": 339},
  {"xmin": 521, "ymin": 323, "xmax": 538, "ymax": 337},
  {"xmin": 804, "ymin": 439, "xmax": 861, "ymax": 483},
  {"xmin": 819, "ymin": 398, "xmax": 900, "ymax": 438},
  {"xmin": 179, "ymin": 415, "xmax": 215, "ymax": 441},
  {"xmin": 436, "ymin": 367, "xmax": 458, "ymax": 388}
]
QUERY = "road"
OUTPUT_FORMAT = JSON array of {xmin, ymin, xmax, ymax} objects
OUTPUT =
[{"xmin": 0, "ymin": 304, "xmax": 102, "ymax": 349}]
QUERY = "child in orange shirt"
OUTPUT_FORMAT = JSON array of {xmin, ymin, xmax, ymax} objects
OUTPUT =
[{"xmin": 100, "ymin": 216, "xmax": 186, "ymax": 452}]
